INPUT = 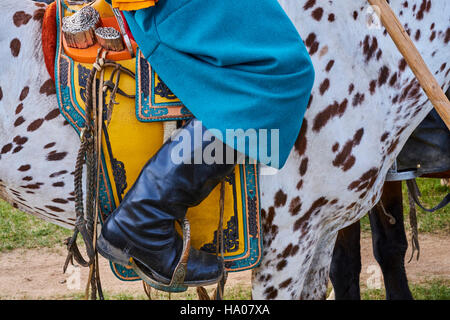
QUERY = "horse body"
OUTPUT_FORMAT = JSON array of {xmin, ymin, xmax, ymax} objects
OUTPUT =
[
  {"xmin": 253, "ymin": 0, "xmax": 449, "ymax": 299},
  {"xmin": 0, "ymin": 0, "xmax": 448, "ymax": 299}
]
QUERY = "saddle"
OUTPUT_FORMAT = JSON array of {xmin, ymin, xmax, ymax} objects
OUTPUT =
[{"xmin": 46, "ymin": 0, "xmax": 263, "ymax": 283}]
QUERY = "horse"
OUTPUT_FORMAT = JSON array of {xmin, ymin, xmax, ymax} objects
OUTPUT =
[
  {"xmin": 0, "ymin": 0, "xmax": 448, "ymax": 299},
  {"xmin": 330, "ymin": 104, "xmax": 450, "ymax": 300}
]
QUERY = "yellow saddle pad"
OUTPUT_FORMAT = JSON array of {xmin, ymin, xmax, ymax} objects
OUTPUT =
[{"xmin": 55, "ymin": 0, "xmax": 263, "ymax": 281}]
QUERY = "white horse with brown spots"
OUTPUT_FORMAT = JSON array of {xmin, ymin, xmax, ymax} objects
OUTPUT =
[{"xmin": 0, "ymin": 0, "xmax": 448, "ymax": 299}]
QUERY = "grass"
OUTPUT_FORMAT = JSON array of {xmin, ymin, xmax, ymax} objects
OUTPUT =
[
  {"xmin": 16, "ymin": 280, "xmax": 448, "ymax": 300},
  {"xmin": 20, "ymin": 284, "xmax": 253, "ymax": 300},
  {"xmin": 360, "ymin": 178, "xmax": 450, "ymax": 234},
  {"xmin": 361, "ymin": 278, "xmax": 450, "ymax": 300},
  {"xmin": 0, "ymin": 201, "xmax": 72, "ymax": 252}
]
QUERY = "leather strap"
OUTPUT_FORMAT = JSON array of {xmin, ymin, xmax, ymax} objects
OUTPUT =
[{"xmin": 406, "ymin": 179, "xmax": 450, "ymax": 213}]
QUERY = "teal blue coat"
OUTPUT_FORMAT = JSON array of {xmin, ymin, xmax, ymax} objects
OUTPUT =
[{"xmin": 119, "ymin": 0, "xmax": 314, "ymax": 168}]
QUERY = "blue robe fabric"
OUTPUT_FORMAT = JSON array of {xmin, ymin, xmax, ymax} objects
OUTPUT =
[{"xmin": 118, "ymin": 0, "xmax": 314, "ymax": 168}]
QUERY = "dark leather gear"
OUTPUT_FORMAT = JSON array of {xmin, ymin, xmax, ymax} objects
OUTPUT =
[
  {"xmin": 397, "ymin": 89, "xmax": 450, "ymax": 176},
  {"xmin": 97, "ymin": 118, "xmax": 239, "ymax": 287}
]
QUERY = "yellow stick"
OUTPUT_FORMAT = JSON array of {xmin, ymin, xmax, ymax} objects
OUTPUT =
[{"xmin": 367, "ymin": 0, "xmax": 450, "ymax": 130}]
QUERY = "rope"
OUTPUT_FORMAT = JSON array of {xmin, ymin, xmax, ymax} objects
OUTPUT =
[
  {"xmin": 406, "ymin": 179, "xmax": 450, "ymax": 213},
  {"xmin": 376, "ymin": 200, "xmax": 396, "ymax": 225},
  {"xmin": 64, "ymin": 48, "xmax": 136, "ymax": 300},
  {"xmin": 405, "ymin": 178, "xmax": 450, "ymax": 262},
  {"xmin": 407, "ymin": 187, "xmax": 420, "ymax": 263}
]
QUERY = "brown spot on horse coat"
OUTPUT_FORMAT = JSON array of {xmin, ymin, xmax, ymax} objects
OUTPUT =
[
  {"xmin": 445, "ymin": 28, "xmax": 450, "ymax": 44},
  {"xmin": 13, "ymin": 136, "xmax": 28, "ymax": 145},
  {"xmin": 378, "ymin": 66, "xmax": 390, "ymax": 86},
  {"xmin": 387, "ymin": 137, "xmax": 401, "ymax": 155},
  {"xmin": 44, "ymin": 142, "xmax": 56, "ymax": 149},
  {"xmin": 311, "ymin": 7, "xmax": 324, "ymax": 21},
  {"xmin": 294, "ymin": 197, "xmax": 329, "ymax": 231},
  {"xmin": 294, "ymin": 119, "xmax": 308, "ymax": 157},
  {"xmin": 363, "ymin": 36, "xmax": 378, "ymax": 62},
  {"xmin": 319, "ymin": 78, "xmax": 330, "ymax": 95},
  {"xmin": 14, "ymin": 116, "xmax": 25, "ymax": 127},
  {"xmin": 27, "ymin": 118, "xmax": 44, "ymax": 132},
  {"xmin": 352, "ymin": 93, "xmax": 365, "ymax": 106},
  {"xmin": 44, "ymin": 108, "xmax": 60, "ymax": 121},
  {"xmin": 19, "ymin": 87, "xmax": 29, "ymax": 101},
  {"xmin": 279, "ymin": 278, "xmax": 293, "ymax": 289},
  {"xmin": 15, "ymin": 103, "xmax": 24, "ymax": 114},
  {"xmin": 299, "ymin": 158, "xmax": 308, "ymax": 176},
  {"xmin": 305, "ymin": 33, "xmax": 319, "ymax": 55},
  {"xmin": 313, "ymin": 99, "xmax": 348, "ymax": 132},
  {"xmin": 0, "ymin": 86, "xmax": 3, "ymax": 101},
  {"xmin": 325, "ymin": 60, "xmax": 335, "ymax": 72},
  {"xmin": 52, "ymin": 181, "xmax": 65, "ymax": 187},
  {"xmin": 33, "ymin": 8, "xmax": 46, "ymax": 23},
  {"xmin": 21, "ymin": 182, "xmax": 43, "ymax": 190},
  {"xmin": 18, "ymin": 164, "xmax": 31, "ymax": 172},
  {"xmin": 47, "ymin": 151, "xmax": 68, "ymax": 161},
  {"xmin": 289, "ymin": 196, "xmax": 302, "ymax": 216},
  {"xmin": 274, "ymin": 189, "xmax": 287, "ymax": 208},
  {"xmin": 49, "ymin": 170, "xmax": 68, "ymax": 178},
  {"xmin": 399, "ymin": 58, "xmax": 407, "ymax": 72},
  {"xmin": 276, "ymin": 259, "xmax": 287, "ymax": 271},
  {"xmin": 13, "ymin": 11, "xmax": 32, "ymax": 27},
  {"xmin": 389, "ymin": 72, "xmax": 398, "ymax": 87},
  {"xmin": 45, "ymin": 205, "xmax": 65, "ymax": 213},
  {"xmin": 264, "ymin": 286, "xmax": 278, "ymax": 299},
  {"xmin": 348, "ymin": 168, "xmax": 379, "ymax": 192},
  {"xmin": 39, "ymin": 79, "xmax": 56, "ymax": 96},
  {"xmin": 416, "ymin": 0, "xmax": 431, "ymax": 20},
  {"xmin": 10, "ymin": 38, "xmax": 21, "ymax": 57},
  {"xmin": 1, "ymin": 144, "xmax": 13, "ymax": 154},
  {"xmin": 303, "ymin": 0, "xmax": 316, "ymax": 10},
  {"xmin": 332, "ymin": 128, "xmax": 364, "ymax": 171},
  {"xmin": 52, "ymin": 198, "xmax": 69, "ymax": 204},
  {"xmin": 369, "ymin": 80, "xmax": 377, "ymax": 94}
]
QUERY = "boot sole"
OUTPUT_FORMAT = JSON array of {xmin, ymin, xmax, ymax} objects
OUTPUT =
[
  {"xmin": 97, "ymin": 234, "xmax": 225, "ymax": 289},
  {"xmin": 132, "ymin": 257, "xmax": 225, "ymax": 288}
]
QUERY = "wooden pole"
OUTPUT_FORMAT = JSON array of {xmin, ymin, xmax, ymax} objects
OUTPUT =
[{"xmin": 367, "ymin": 0, "xmax": 450, "ymax": 130}]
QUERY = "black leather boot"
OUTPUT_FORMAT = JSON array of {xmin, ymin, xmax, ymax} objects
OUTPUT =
[{"xmin": 97, "ymin": 118, "xmax": 239, "ymax": 290}]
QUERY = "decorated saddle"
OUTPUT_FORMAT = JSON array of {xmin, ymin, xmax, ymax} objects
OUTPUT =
[{"xmin": 52, "ymin": 0, "xmax": 263, "ymax": 282}]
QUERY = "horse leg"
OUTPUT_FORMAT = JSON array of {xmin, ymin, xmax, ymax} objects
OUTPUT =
[
  {"xmin": 369, "ymin": 181, "xmax": 413, "ymax": 300},
  {"xmin": 329, "ymin": 221, "xmax": 362, "ymax": 300},
  {"xmin": 300, "ymin": 231, "xmax": 338, "ymax": 300}
]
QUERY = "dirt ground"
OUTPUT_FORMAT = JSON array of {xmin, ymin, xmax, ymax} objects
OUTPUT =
[{"xmin": 0, "ymin": 232, "xmax": 448, "ymax": 299}]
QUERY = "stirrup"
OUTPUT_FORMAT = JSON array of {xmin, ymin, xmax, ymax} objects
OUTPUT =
[{"xmin": 130, "ymin": 218, "xmax": 192, "ymax": 293}]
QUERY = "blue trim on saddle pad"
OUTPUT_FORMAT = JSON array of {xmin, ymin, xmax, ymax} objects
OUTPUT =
[{"xmin": 135, "ymin": 48, "xmax": 193, "ymax": 122}]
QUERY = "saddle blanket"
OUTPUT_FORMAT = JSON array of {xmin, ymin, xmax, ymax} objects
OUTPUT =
[{"xmin": 53, "ymin": 0, "xmax": 263, "ymax": 281}]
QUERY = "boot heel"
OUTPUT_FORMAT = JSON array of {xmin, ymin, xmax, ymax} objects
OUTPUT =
[{"xmin": 97, "ymin": 233, "xmax": 131, "ymax": 267}]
